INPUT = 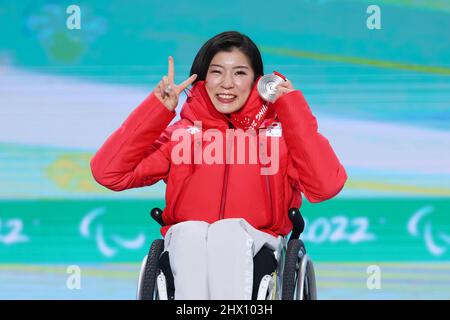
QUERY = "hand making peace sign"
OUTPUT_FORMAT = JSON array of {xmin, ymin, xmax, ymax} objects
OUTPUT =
[{"xmin": 154, "ymin": 56, "xmax": 198, "ymax": 112}]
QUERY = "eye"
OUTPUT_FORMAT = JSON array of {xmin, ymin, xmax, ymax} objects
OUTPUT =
[
  {"xmin": 235, "ymin": 71, "xmax": 247, "ymax": 75},
  {"xmin": 211, "ymin": 70, "xmax": 221, "ymax": 74}
]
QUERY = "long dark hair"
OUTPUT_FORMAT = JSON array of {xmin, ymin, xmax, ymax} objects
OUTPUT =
[{"xmin": 190, "ymin": 31, "xmax": 264, "ymax": 84}]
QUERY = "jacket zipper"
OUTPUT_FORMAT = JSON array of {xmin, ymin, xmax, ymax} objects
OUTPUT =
[
  {"xmin": 265, "ymin": 174, "xmax": 274, "ymax": 226},
  {"xmin": 219, "ymin": 121, "xmax": 234, "ymax": 220},
  {"xmin": 264, "ymin": 132, "xmax": 274, "ymax": 226},
  {"xmin": 219, "ymin": 162, "xmax": 230, "ymax": 220}
]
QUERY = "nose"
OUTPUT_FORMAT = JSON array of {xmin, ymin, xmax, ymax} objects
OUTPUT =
[{"xmin": 221, "ymin": 72, "xmax": 234, "ymax": 89}]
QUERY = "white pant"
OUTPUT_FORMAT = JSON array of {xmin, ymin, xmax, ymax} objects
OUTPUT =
[{"xmin": 163, "ymin": 218, "xmax": 281, "ymax": 300}]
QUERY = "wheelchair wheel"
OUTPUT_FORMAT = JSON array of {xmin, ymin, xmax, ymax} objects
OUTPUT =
[
  {"xmin": 304, "ymin": 259, "xmax": 317, "ymax": 300},
  {"xmin": 281, "ymin": 239, "xmax": 317, "ymax": 300},
  {"xmin": 137, "ymin": 239, "xmax": 164, "ymax": 300}
]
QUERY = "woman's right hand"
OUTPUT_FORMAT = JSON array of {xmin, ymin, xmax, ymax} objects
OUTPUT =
[{"xmin": 154, "ymin": 56, "xmax": 198, "ymax": 112}]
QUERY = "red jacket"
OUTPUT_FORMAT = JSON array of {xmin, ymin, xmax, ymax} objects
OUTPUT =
[{"xmin": 91, "ymin": 80, "xmax": 347, "ymax": 237}]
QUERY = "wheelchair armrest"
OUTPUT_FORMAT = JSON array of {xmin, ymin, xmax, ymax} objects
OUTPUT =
[
  {"xmin": 150, "ymin": 207, "xmax": 165, "ymax": 226},
  {"xmin": 288, "ymin": 208, "xmax": 305, "ymax": 241}
]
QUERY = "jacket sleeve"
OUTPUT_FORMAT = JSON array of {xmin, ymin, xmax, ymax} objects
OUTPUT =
[
  {"xmin": 90, "ymin": 93, "xmax": 176, "ymax": 191},
  {"xmin": 272, "ymin": 90, "xmax": 347, "ymax": 203}
]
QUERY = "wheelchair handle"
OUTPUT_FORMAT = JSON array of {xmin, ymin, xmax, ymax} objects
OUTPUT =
[
  {"xmin": 288, "ymin": 207, "xmax": 305, "ymax": 241},
  {"xmin": 150, "ymin": 207, "xmax": 165, "ymax": 226}
]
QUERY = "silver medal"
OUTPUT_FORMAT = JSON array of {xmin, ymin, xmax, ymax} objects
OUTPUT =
[{"xmin": 257, "ymin": 73, "xmax": 285, "ymax": 102}]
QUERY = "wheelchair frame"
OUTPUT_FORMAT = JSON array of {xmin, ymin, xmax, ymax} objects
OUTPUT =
[{"xmin": 136, "ymin": 208, "xmax": 317, "ymax": 300}]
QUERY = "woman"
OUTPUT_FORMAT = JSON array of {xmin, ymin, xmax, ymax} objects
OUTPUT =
[{"xmin": 91, "ymin": 31, "xmax": 347, "ymax": 299}]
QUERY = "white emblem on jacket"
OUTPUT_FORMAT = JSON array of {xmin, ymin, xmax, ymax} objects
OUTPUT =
[
  {"xmin": 266, "ymin": 122, "xmax": 282, "ymax": 137},
  {"xmin": 186, "ymin": 125, "xmax": 201, "ymax": 134}
]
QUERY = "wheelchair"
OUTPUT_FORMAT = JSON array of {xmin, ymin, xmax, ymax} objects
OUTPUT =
[{"xmin": 136, "ymin": 208, "xmax": 317, "ymax": 300}]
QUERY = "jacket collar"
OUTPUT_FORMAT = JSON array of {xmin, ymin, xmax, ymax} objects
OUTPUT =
[{"xmin": 180, "ymin": 79, "xmax": 277, "ymax": 131}]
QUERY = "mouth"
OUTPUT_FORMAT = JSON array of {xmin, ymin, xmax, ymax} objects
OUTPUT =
[{"xmin": 216, "ymin": 93, "xmax": 237, "ymax": 104}]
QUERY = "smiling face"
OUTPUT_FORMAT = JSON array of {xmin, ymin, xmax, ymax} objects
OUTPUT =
[{"xmin": 205, "ymin": 49, "xmax": 255, "ymax": 114}]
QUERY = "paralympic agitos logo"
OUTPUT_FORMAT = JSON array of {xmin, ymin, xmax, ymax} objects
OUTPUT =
[{"xmin": 80, "ymin": 207, "xmax": 145, "ymax": 257}]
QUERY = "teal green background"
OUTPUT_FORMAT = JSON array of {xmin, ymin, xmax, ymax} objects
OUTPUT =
[{"xmin": 1, "ymin": 198, "xmax": 449, "ymax": 262}]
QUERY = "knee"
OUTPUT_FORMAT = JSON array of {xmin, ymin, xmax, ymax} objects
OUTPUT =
[
  {"xmin": 164, "ymin": 220, "xmax": 209, "ymax": 253},
  {"xmin": 167, "ymin": 220, "xmax": 209, "ymax": 239},
  {"xmin": 208, "ymin": 219, "xmax": 254, "ymax": 253},
  {"xmin": 208, "ymin": 218, "xmax": 248, "ymax": 234}
]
